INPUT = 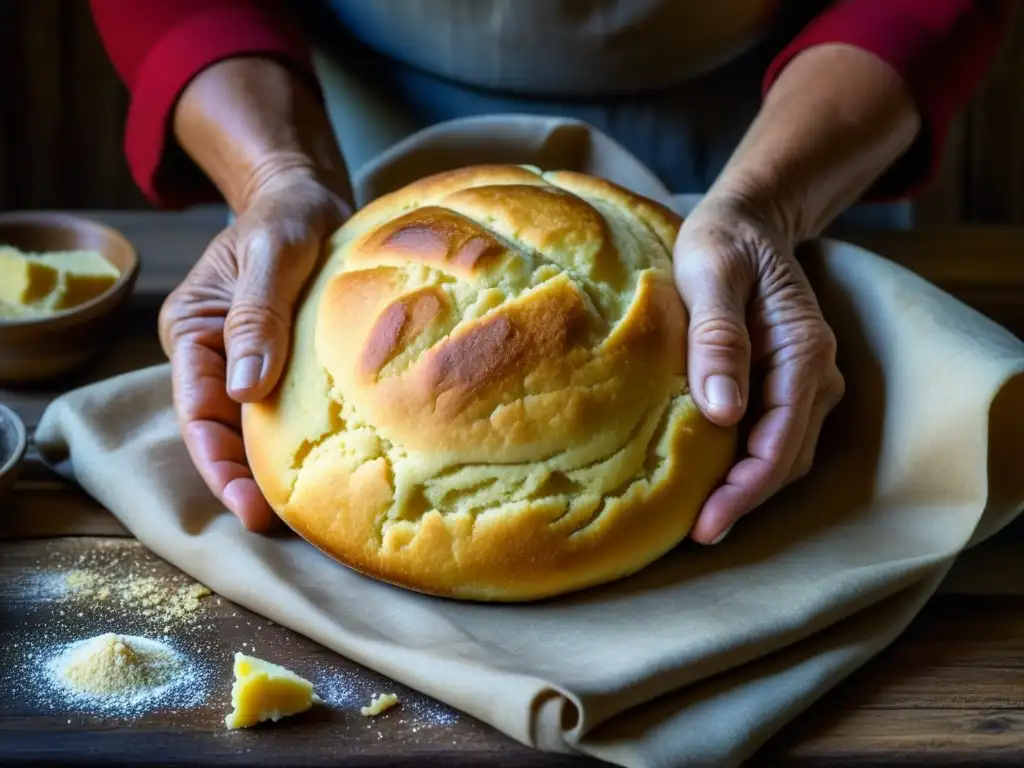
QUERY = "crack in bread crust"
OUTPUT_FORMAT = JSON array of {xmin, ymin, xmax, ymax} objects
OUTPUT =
[{"xmin": 242, "ymin": 165, "xmax": 737, "ymax": 602}]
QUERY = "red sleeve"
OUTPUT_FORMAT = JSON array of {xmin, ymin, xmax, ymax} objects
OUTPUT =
[
  {"xmin": 763, "ymin": 0, "xmax": 1012, "ymax": 202},
  {"xmin": 89, "ymin": 0, "xmax": 318, "ymax": 209}
]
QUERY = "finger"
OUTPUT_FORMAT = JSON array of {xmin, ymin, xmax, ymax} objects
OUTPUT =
[
  {"xmin": 224, "ymin": 230, "xmax": 321, "ymax": 403},
  {"xmin": 690, "ymin": 330, "xmax": 831, "ymax": 543},
  {"xmin": 787, "ymin": 369, "xmax": 846, "ymax": 486},
  {"xmin": 674, "ymin": 251, "xmax": 753, "ymax": 427},
  {"xmin": 170, "ymin": 334, "xmax": 277, "ymax": 532},
  {"xmin": 689, "ymin": 398, "xmax": 811, "ymax": 544}
]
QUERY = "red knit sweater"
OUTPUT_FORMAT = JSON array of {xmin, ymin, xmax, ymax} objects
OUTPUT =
[{"xmin": 88, "ymin": 0, "xmax": 1011, "ymax": 208}]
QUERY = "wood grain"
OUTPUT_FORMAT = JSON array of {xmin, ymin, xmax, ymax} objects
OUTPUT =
[
  {"xmin": 762, "ymin": 597, "xmax": 1024, "ymax": 766},
  {"xmin": 63, "ymin": 1, "xmax": 144, "ymax": 210},
  {"xmin": 0, "ymin": 0, "xmax": 11, "ymax": 210},
  {"xmin": 7, "ymin": 0, "xmax": 64, "ymax": 210},
  {"xmin": 912, "ymin": 117, "xmax": 965, "ymax": 227}
]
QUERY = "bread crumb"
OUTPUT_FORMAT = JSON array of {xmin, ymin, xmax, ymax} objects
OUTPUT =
[{"xmin": 360, "ymin": 692, "xmax": 399, "ymax": 716}]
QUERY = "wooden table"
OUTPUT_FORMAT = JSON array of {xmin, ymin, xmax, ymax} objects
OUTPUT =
[{"xmin": 2, "ymin": 210, "xmax": 1024, "ymax": 767}]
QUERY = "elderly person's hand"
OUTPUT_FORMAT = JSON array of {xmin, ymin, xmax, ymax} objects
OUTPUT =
[
  {"xmin": 676, "ymin": 193, "xmax": 844, "ymax": 545},
  {"xmin": 157, "ymin": 57, "xmax": 353, "ymax": 531},
  {"xmin": 680, "ymin": 43, "xmax": 921, "ymax": 544},
  {"xmin": 159, "ymin": 170, "xmax": 350, "ymax": 531}
]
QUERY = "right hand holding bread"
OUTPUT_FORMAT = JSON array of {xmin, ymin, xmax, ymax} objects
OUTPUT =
[
  {"xmin": 158, "ymin": 168, "xmax": 351, "ymax": 532},
  {"xmin": 158, "ymin": 57, "xmax": 355, "ymax": 532}
]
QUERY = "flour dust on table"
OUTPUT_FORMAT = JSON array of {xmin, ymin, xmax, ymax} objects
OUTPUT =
[
  {"xmin": 2, "ymin": 538, "xmax": 465, "ymax": 733},
  {"xmin": 1, "ymin": 540, "xmax": 220, "ymax": 720},
  {"xmin": 14, "ymin": 539, "xmax": 216, "ymax": 633},
  {"xmin": 315, "ymin": 659, "xmax": 459, "ymax": 729}
]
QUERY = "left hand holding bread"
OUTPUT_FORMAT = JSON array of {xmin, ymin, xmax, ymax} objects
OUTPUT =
[{"xmin": 677, "ymin": 43, "xmax": 922, "ymax": 543}]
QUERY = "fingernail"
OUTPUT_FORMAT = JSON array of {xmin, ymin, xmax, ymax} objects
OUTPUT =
[
  {"xmin": 710, "ymin": 524, "xmax": 735, "ymax": 545},
  {"xmin": 230, "ymin": 355, "xmax": 264, "ymax": 392},
  {"xmin": 705, "ymin": 375, "xmax": 741, "ymax": 408}
]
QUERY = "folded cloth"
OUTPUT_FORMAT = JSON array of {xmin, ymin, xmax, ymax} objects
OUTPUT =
[{"xmin": 35, "ymin": 115, "xmax": 1024, "ymax": 768}]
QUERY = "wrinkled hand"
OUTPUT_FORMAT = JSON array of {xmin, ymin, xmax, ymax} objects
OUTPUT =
[
  {"xmin": 159, "ymin": 170, "xmax": 351, "ymax": 531},
  {"xmin": 673, "ymin": 194, "xmax": 846, "ymax": 544}
]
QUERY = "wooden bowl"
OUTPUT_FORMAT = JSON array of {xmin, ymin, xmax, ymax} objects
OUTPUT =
[
  {"xmin": 0, "ymin": 212, "xmax": 140, "ymax": 384},
  {"xmin": 0, "ymin": 404, "xmax": 28, "ymax": 502}
]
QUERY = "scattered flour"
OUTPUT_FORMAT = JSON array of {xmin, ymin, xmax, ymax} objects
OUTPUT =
[
  {"xmin": 2, "ymin": 543, "xmax": 218, "ymax": 719},
  {"xmin": 65, "ymin": 573, "xmax": 212, "ymax": 618},
  {"xmin": 62, "ymin": 568, "xmax": 212, "ymax": 629},
  {"xmin": 18, "ymin": 541, "xmax": 214, "ymax": 634},
  {"xmin": 316, "ymin": 665, "xmax": 458, "ymax": 728}
]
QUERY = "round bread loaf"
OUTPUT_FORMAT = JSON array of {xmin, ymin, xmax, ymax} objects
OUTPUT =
[{"xmin": 242, "ymin": 165, "xmax": 737, "ymax": 602}]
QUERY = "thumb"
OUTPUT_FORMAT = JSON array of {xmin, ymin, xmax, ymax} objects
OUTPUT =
[
  {"xmin": 223, "ymin": 292, "xmax": 291, "ymax": 404},
  {"xmin": 224, "ymin": 236, "xmax": 313, "ymax": 403},
  {"xmin": 675, "ymin": 257, "xmax": 752, "ymax": 427}
]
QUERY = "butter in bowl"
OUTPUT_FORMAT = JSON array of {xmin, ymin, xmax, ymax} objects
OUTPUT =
[
  {"xmin": 0, "ymin": 212, "xmax": 140, "ymax": 385},
  {"xmin": 0, "ymin": 245, "xmax": 122, "ymax": 319}
]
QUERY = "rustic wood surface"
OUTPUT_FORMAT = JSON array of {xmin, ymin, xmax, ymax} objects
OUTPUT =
[
  {"xmin": 0, "ymin": 537, "xmax": 598, "ymax": 768},
  {"xmin": 1, "ymin": 210, "xmax": 1023, "ymax": 767}
]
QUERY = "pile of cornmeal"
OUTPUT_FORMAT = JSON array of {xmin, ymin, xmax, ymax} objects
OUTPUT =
[{"xmin": 58, "ymin": 633, "xmax": 180, "ymax": 697}]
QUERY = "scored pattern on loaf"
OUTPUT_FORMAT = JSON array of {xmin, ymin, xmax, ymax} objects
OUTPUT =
[
  {"xmin": 290, "ymin": 166, "xmax": 688, "ymax": 545},
  {"xmin": 243, "ymin": 164, "xmax": 737, "ymax": 600},
  {"xmin": 297, "ymin": 371, "xmax": 688, "ymax": 546}
]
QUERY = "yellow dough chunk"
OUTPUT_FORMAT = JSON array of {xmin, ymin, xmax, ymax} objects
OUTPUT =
[
  {"xmin": 0, "ymin": 247, "xmax": 59, "ymax": 306},
  {"xmin": 224, "ymin": 652, "xmax": 321, "ymax": 730}
]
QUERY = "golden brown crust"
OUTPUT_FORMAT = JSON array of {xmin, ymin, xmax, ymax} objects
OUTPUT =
[
  {"xmin": 242, "ymin": 164, "xmax": 737, "ymax": 602},
  {"xmin": 355, "ymin": 206, "xmax": 508, "ymax": 275},
  {"xmin": 359, "ymin": 286, "xmax": 450, "ymax": 378}
]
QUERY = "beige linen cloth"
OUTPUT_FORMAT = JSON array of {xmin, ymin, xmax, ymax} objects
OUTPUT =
[{"xmin": 35, "ymin": 117, "xmax": 1024, "ymax": 768}]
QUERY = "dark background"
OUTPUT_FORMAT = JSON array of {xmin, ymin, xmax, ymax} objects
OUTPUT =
[{"xmin": 2, "ymin": 0, "xmax": 1024, "ymax": 224}]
